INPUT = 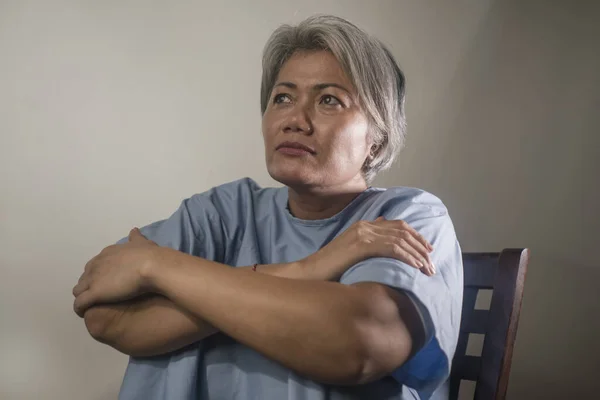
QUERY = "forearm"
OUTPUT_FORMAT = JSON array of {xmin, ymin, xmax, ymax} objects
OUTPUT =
[
  {"xmin": 85, "ymin": 261, "xmax": 306, "ymax": 357},
  {"xmin": 84, "ymin": 295, "xmax": 217, "ymax": 357},
  {"xmin": 149, "ymin": 248, "xmax": 376, "ymax": 384}
]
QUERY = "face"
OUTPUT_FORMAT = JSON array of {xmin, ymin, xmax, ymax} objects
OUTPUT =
[{"xmin": 262, "ymin": 50, "xmax": 372, "ymax": 190}]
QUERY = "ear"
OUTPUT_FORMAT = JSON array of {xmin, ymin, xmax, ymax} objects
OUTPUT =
[
  {"xmin": 362, "ymin": 145, "xmax": 376, "ymax": 171},
  {"xmin": 369, "ymin": 143, "xmax": 380, "ymax": 160}
]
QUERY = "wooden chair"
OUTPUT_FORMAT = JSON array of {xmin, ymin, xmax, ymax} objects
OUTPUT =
[{"xmin": 449, "ymin": 249, "xmax": 529, "ymax": 400}]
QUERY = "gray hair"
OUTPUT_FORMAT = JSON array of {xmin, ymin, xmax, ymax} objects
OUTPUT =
[{"xmin": 260, "ymin": 15, "xmax": 406, "ymax": 183}]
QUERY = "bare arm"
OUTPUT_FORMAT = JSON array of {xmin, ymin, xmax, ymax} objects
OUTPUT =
[
  {"xmin": 85, "ymin": 294, "xmax": 215, "ymax": 357},
  {"xmin": 84, "ymin": 262, "xmax": 306, "ymax": 357},
  {"xmin": 145, "ymin": 249, "xmax": 424, "ymax": 385},
  {"xmin": 81, "ymin": 219, "xmax": 432, "ymax": 361}
]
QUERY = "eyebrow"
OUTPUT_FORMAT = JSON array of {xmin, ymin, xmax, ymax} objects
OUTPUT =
[{"xmin": 274, "ymin": 81, "xmax": 352, "ymax": 96}]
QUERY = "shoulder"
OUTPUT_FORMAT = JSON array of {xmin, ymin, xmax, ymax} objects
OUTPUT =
[
  {"xmin": 185, "ymin": 177, "xmax": 281, "ymax": 219},
  {"xmin": 364, "ymin": 186, "xmax": 459, "ymax": 255},
  {"xmin": 190, "ymin": 177, "xmax": 261, "ymax": 199},
  {"xmin": 367, "ymin": 186, "xmax": 449, "ymax": 221}
]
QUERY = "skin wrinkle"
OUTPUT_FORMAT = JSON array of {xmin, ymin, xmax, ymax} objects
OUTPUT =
[
  {"xmin": 75, "ymin": 37, "xmax": 435, "ymax": 389},
  {"xmin": 262, "ymin": 50, "xmax": 373, "ymax": 220}
]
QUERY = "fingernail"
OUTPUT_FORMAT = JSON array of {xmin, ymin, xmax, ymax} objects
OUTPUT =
[
  {"xmin": 416, "ymin": 260, "xmax": 424, "ymax": 268},
  {"xmin": 431, "ymin": 262, "xmax": 436, "ymax": 274}
]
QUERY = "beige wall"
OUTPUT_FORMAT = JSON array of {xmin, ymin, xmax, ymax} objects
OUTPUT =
[{"xmin": 1, "ymin": 1, "xmax": 598, "ymax": 399}]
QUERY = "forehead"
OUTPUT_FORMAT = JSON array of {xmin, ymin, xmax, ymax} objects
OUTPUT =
[{"xmin": 276, "ymin": 50, "xmax": 354, "ymax": 90}]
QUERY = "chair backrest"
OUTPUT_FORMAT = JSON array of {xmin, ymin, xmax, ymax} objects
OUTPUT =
[{"xmin": 449, "ymin": 249, "xmax": 529, "ymax": 400}]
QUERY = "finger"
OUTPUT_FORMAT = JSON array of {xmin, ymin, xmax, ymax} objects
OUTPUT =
[
  {"xmin": 80, "ymin": 257, "xmax": 97, "ymax": 283},
  {"xmin": 78, "ymin": 267, "xmax": 88, "ymax": 283},
  {"xmin": 128, "ymin": 227, "xmax": 145, "ymax": 242},
  {"xmin": 128, "ymin": 227, "xmax": 158, "ymax": 247},
  {"xmin": 74, "ymin": 290, "xmax": 96, "ymax": 318},
  {"xmin": 399, "ymin": 233, "xmax": 436, "ymax": 275},
  {"xmin": 84, "ymin": 258, "xmax": 94, "ymax": 274},
  {"xmin": 399, "ymin": 230, "xmax": 435, "ymax": 272},
  {"xmin": 373, "ymin": 227, "xmax": 434, "ymax": 275},
  {"xmin": 375, "ymin": 227, "xmax": 430, "ymax": 266},
  {"xmin": 408, "ymin": 227, "xmax": 434, "ymax": 253},
  {"xmin": 72, "ymin": 281, "xmax": 89, "ymax": 297},
  {"xmin": 394, "ymin": 237, "xmax": 433, "ymax": 275},
  {"xmin": 372, "ymin": 229, "xmax": 425, "ymax": 269},
  {"xmin": 97, "ymin": 245, "xmax": 119, "ymax": 258},
  {"xmin": 376, "ymin": 219, "xmax": 434, "ymax": 252},
  {"xmin": 388, "ymin": 242, "xmax": 431, "ymax": 276},
  {"xmin": 398, "ymin": 237, "xmax": 428, "ymax": 268},
  {"xmin": 404, "ymin": 225, "xmax": 434, "ymax": 252}
]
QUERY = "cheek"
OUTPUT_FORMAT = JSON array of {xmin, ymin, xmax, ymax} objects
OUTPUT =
[
  {"xmin": 330, "ymin": 119, "xmax": 370, "ymax": 162},
  {"xmin": 261, "ymin": 115, "xmax": 275, "ymax": 145}
]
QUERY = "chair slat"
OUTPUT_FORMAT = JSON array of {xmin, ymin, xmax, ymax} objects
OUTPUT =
[
  {"xmin": 461, "ymin": 288, "xmax": 489, "ymax": 333},
  {"xmin": 453, "ymin": 355, "xmax": 481, "ymax": 381},
  {"xmin": 454, "ymin": 330, "xmax": 469, "ymax": 357},
  {"xmin": 451, "ymin": 249, "xmax": 529, "ymax": 400},
  {"xmin": 462, "ymin": 287, "xmax": 478, "ymax": 312},
  {"xmin": 450, "ymin": 332, "xmax": 474, "ymax": 399},
  {"xmin": 463, "ymin": 254, "xmax": 498, "ymax": 288},
  {"xmin": 461, "ymin": 310, "xmax": 489, "ymax": 334},
  {"xmin": 475, "ymin": 249, "xmax": 529, "ymax": 400}
]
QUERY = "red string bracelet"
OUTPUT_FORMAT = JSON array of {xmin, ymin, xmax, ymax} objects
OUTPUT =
[{"xmin": 252, "ymin": 264, "xmax": 258, "ymax": 272}]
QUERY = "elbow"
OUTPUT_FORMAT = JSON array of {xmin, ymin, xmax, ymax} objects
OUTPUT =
[
  {"xmin": 347, "ymin": 340, "xmax": 386, "ymax": 386},
  {"xmin": 313, "ymin": 351, "xmax": 367, "ymax": 386},
  {"xmin": 345, "ymin": 330, "xmax": 408, "ymax": 386},
  {"xmin": 300, "ymin": 322, "xmax": 374, "ymax": 386},
  {"xmin": 344, "ymin": 284, "xmax": 418, "ymax": 385},
  {"xmin": 83, "ymin": 307, "xmax": 113, "ymax": 344},
  {"xmin": 324, "ymin": 333, "xmax": 387, "ymax": 386},
  {"xmin": 346, "ymin": 353, "xmax": 378, "ymax": 386},
  {"xmin": 83, "ymin": 307, "xmax": 151, "ymax": 358},
  {"xmin": 320, "ymin": 321, "xmax": 387, "ymax": 385}
]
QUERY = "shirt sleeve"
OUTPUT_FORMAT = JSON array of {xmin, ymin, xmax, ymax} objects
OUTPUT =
[
  {"xmin": 115, "ymin": 193, "xmax": 227, "ymax": 262},
  {"xmin": 116, "ymin": 193, "xmax": 229, "ymax": 399},
  {"xmin": 339, "ymin": 203, "xmax": 463, "ymax": 398}
]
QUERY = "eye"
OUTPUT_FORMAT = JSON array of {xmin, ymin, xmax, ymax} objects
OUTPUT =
[
  {"xmin": 320, "ymin": 95, "xmax": 343, "ymax": 106},
  {"xmin": 273, "ymin": 93, "xmax": 292, "ymax": 104}
]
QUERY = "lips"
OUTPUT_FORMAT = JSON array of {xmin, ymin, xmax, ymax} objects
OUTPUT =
[{"xmin": 276, "ymin": 141, "xmax": 316, "ymax": 154}]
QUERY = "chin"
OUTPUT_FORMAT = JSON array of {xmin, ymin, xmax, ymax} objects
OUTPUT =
[{"xmin": 267, "ymin": 163, "xmax": 319, "ymax": 188}]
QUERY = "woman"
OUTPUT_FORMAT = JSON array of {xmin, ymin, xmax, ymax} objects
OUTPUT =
[{"xmin": 73, "ymin": 15, "xmax": 463, "ymax": 400}]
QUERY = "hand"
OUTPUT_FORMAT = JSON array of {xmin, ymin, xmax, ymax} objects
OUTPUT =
[
  {"xmin": 72, "ymin": 228, "xmax": 158, "ymax": 318},
  {"xmin": 305, "ymin": 217, "xmax": 435, "ymax": 280}
]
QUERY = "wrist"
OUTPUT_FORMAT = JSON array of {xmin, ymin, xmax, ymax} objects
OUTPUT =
[
  {"xmin": 298, "ymin": 252, "xmax": 332, "ymax": 281},
  {"xmin": 292, "ymin": 257, "xmax": 316, "ymax": 280},
  {"xmin": 140, "ymin": 246, "xmax": 174, "ymax": 294},
  {"xmin": 309, "ymin": 243, "xmax": 362, "ymax": 281}
]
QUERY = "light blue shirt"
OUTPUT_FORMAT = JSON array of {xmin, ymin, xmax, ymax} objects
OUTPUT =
[{"xmin": 117, "ymin": 178, "xmax": 463, "ymax": 400}]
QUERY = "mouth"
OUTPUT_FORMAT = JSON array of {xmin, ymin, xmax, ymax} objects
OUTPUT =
[{"xmin": 276, "ymin": 141, "xmax": 316, "ymax": 156}]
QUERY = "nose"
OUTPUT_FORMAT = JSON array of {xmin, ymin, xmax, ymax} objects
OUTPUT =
[{"xmin": 283, "ymin": 105, "xmax": 313, "ymax": 135}]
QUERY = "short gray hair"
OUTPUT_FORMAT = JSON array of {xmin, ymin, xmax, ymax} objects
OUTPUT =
[{"xmin": 260, "ymin": 15, "xmax": 406, "ymax": 183}]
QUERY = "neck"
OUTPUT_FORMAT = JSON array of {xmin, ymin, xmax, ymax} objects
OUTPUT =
[{"xmin": 286, "ymin": 179, "xmax": 369, "ymax": 221}]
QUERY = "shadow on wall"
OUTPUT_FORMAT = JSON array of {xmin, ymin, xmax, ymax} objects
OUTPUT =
[
  {"xmin": 439, "ymin": 0, "xmax": 600, "ymax": 398},
  {"xmin": 380, "ymin": 0, "xmax": 600, "ymax": 399},
  {"xmin": 506, "ymin": 252, "xmax": 600, "ymax": 399},
  {"xmin": 430, "ymin": 0, "xmax": 600, "ymax": 255}
]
